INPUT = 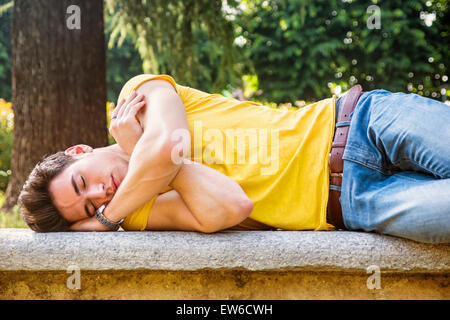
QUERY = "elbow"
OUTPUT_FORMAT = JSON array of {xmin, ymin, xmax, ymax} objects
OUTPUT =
[
  {"xmin": 236, "ymin": 196, "xmax": 254, "ymax": 219},
  {"xmin": 198, "ymin": 197, "xmax": 254, "ymax": 234},
  {"xmin": 152, "ymin": 135, "xmax": 190, "ymax": 168},
  {"xmin": 138, "ymin": 124, "xmax": 191, "ymax": 167},
  {"xmin": 160, "ymin": 130, "xmax": 191, "ymax": 166},
  {"xmin": 228, "ymin": 195, "xmax": 253, "ymax": 226}
]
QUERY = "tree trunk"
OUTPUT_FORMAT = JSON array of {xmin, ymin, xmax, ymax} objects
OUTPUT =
[{"xmin": 1, "ymin": 0, "xmax": 107, "ymax": 212}]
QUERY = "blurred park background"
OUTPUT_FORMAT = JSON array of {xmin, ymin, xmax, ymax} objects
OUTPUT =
[{"xmin": 0, "ymin": 0, "xmax": 448, "ymax": 227}]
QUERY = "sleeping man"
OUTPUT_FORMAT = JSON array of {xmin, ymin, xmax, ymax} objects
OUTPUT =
[{"xmin": 19, "ymin": 74, "xmax": 450, "ymax": 243}]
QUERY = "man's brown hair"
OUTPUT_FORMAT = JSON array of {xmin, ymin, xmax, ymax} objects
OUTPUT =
[{"xmin": 18, "ymin": 151, "xmax": 76, "ymax": 232}]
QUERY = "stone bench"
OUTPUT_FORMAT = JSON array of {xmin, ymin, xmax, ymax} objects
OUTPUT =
[{"xmin": 0, "ymin": 228, "xmax": 449, "ymax": 299}]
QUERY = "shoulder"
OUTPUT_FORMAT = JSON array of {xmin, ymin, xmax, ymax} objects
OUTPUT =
[
  {"xmin": 136, "ymin": 79, "xmax": 177, "ymax": 95},
  {"xmin": 118, "ymin": 74, "xmax": 179, "ymax": 102}
]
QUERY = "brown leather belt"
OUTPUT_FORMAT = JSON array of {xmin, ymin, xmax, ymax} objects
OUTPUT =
[{"xmin": 327, "ymin": 84, "xmax": 364, "ymax": 230}]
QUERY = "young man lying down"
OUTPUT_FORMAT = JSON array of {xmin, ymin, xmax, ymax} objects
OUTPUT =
[
  {"xmin": 19, "ymin": 74, "xmax": 450, "ymax": 243},
  {"xmin": 19, "ymin": 76, "xmax": 258, "ymax": 233}
]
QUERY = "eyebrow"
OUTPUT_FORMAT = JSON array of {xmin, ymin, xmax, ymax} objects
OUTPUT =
[{"xmin": 71, "ymin": 173, "xmax": 92, "ymax": 217}]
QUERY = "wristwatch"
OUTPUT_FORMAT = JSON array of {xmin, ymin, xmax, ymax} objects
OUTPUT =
[{"xmin": 95, "ymin": 204, "xmax": 124, "ymax": 229}]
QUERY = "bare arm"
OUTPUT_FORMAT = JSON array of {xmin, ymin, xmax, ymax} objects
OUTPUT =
[
  {"xmin": 102, "ymin": 80, "xmax": 253, "ymax": 232},
  {"xmin": 71, "ymin": 80, "xmax": 252, "ymax": 232},
  {"xmin": 145, "ymin": 160, "xmax": 253, "ymax": 232},
  {"xmin": 101, "ymin": 147, "xmax": 254, "ymax": 232},
  {"xmin": 102, "ymin": 80, "xmax": 189, "ymax": 224}
]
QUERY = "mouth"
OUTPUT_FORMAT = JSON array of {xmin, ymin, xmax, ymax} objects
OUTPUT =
[{"xmin": 112, "ymin": 175, "xmax": 120, "ymax": 192}]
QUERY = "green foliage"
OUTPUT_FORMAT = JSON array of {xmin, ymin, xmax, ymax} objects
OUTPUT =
[
  {"xmin": 0, "ymin": 113, "xmax": 12, "ymax": 192},
  {"xmin": 0, "ymin": 191, "xmax": 26, "ymax": 227},
  {"xmin": 237, "ymin": 0, "xmax": 449, "ymax": 102},
  {"xmin": 105, "ymin": 14, "xmax": 144, "ymax": 103},
  {"xmin": 105, "ymin": 0, "xmax": 249, "ymax": 93},
  {"xmin": 0, "ymin": 0, "xmax": 448, "ymax": 105}
]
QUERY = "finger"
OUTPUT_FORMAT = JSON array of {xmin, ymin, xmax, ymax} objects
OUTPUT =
[
  {"xmin": 111, "ymin": 99, "xmax": 125, "ymax": 119},
  {"xmin": 126, "ymin": 100, "xmax": 146, "ymax": 118},
  {"xmin": 123, "ymin": 93, "xmax": 145, "ymax": 117},
  {"xmin": 112, "ymin": 97, "xmax": 127, "ymax": 118},
  {"xmin": 130, "ymin": 92, "xmax": 145, "ymax": 104},
  {"xmin": 118, "ymin": 91, "xmax": 138, "ymax": 118},
  {"xmin": 117, "ymin": 97, "xmax": 126, "ymax": 108}
]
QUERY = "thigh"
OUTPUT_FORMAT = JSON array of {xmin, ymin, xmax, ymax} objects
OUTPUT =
[
  {"xmin": 340, "ymin": 159, "xmax": 450, "ymax": 244},
  {"xmin": 368, "ymin": 92, "xmax": 450, "ymax": 179}
]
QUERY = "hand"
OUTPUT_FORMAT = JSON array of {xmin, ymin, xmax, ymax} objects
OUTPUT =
[
  {"xmin": 69, "ymin": 216, "xmax": 117, "ymax": 232},
  {"xmin": 109, "ymin": 91, "xmax": 146, "ymax": 156}
]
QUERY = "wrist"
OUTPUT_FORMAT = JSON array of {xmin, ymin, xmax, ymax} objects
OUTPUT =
[
  {"xmin": 125, "ymin": 137, "xmax": 140, "ymax": 156},
  {"xmin": 95, "ymin": 204, "xmax": 123, "ymax": 229}
]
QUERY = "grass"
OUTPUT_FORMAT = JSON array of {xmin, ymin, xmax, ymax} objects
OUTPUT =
[{"xmin": 0, "ymin": 191, "xmax": 28, "ymax": 228}]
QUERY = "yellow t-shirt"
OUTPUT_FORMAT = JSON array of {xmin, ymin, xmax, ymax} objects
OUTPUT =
[{"xmin": 118, "ymin": 74, "xmax": 336, "ymax": 231}]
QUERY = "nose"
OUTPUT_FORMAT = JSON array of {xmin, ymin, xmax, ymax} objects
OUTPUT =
[
  {"xmin": 87, "ymin": 183, "xmax": 104, "ymax": 197},
  {"xmin": 86, "ymin": 183, "xmax": 114, "ymax": 206}
]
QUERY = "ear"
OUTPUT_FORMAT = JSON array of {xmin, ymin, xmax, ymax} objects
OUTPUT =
[{"xmin": 64, "ymin": 144, "xmax": 94, "ymax": 157}]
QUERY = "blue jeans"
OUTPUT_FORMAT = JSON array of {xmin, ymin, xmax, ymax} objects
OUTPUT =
[{"xmin": 335, "ymin": 89, "xmax": 450, "ymax": 243}]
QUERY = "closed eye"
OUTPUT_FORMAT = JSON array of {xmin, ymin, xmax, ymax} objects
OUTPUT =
[{"xmin": 81, "ymin": 175, "xmax": 96, "ymax": 217}]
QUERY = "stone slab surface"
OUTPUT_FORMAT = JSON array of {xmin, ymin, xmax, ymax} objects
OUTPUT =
[{"xmin": 0, "ymin": 228, "xmax": 449, "ymax": 272}]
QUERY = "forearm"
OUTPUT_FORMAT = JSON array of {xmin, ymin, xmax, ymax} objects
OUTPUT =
[
  {"xmin": 170, "ymin": 160, "xmax": 253, "ymax": 232},
  {"xmin": 104, "ymin": 130, "xmax": 184, "ymax": 223},
  {"xmin": 103, "ymin": 81, "xmax": 190, "ymax": 223}
]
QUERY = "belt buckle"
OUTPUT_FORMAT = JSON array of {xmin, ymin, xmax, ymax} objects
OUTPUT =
[
  {"xmin": 330, "ymin": 172, "xmax": 343, "ymax": 177},
  {"xmin": 328, "ymin": 157, "xmax": 343, "ymax": 178}
]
